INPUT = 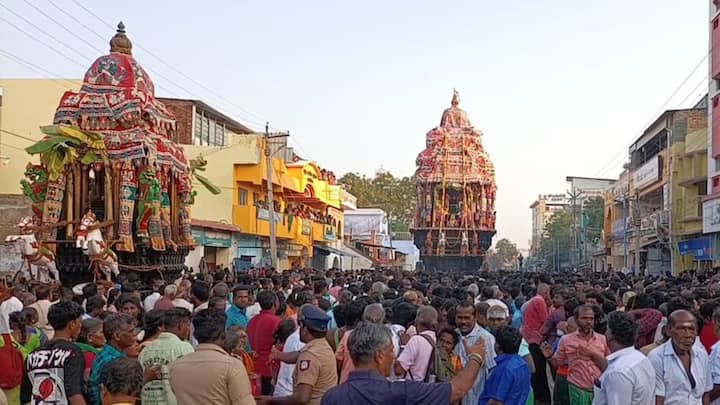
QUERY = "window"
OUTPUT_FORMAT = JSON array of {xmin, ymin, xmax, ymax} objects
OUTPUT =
[
  {"xmin": 193, "ymin": 110, "xmax": 227, "ymax": 146},
  {"xmin": 215, "ymin": 122, "xmax": 225, "ymax": 146},
  {"xmin": 238, "ymin": 188, "xmax": 248, "ymax": 206},
  {"xmin": 194, "ymin": 112, "xmax": 203, "ymax": 145}
]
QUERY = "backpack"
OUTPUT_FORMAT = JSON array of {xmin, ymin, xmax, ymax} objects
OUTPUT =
[
  {"xmin": 0, "ymin": 334, "xmax": 23, "ymax": 389},
  {"xmin": 414, "ymin": 334, "xmax": 455, "ymax": 383}
]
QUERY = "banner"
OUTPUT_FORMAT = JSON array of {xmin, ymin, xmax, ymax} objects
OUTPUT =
[
  {"xmin": 257, "ymin": 208, "xmax": 282, "ymax": 222},
  {"xmin": 324, "ymin": 225, "xmax": 335, "ymax": 241}
]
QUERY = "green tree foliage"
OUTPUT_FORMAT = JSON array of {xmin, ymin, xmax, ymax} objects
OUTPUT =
[
  {"xmin": 482, "ymin": 238, "xmax": 520, "ymax": 271},
  {"xmin": 539, "ymin": 210, "xmax": 573, "ymax": 271},
  {"xmin": 582, "ymin": 196, "xmax": 604, "ymax": 246},
  {"xmin": 339, "ymin": 172, "xmax": 416, "ymax": 232}
]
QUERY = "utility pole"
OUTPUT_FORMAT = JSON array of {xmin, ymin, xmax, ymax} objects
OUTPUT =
[
  {"xmin": 632, "ymin": 193, "xmax": 641, "ymax": 275},
  {"xmin": 567, "ymin": 188, "xmax": 584, "ymax": 270},
  {"xmin": 264, "ymin": 122, "xmax": 290, "ymax": 271},
  {"xmin": 622, "ymin": 193, "xmax": 629, "ymax": 272}
]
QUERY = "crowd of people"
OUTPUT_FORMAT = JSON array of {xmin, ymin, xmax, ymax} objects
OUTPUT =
[{"xmin": 0, "ymin": 267, "xmax": 720, "ymax": 405}]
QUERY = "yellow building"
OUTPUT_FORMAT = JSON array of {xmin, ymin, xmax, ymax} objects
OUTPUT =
[
  {"xmin": 603, "ymin": 170, "xmax": 629, "ymax": 271},
  {"xmin": 0, "ymin": 79, "xmax": 81, "ymax": 194},
  {"xmin": 671, "ymin": 121, "xmax": 708, "ymax": 273},
  {"xmin": 188, "ymin": 134, "xmax": 345, "ymax": 271}
]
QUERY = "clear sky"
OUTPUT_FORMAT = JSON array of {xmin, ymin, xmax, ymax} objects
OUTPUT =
[{"xmin": 0, "ymin": 0, "xmax": 709, "ymax": 250}]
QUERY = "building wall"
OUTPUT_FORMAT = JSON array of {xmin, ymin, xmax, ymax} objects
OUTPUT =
[
  {"xmin": 161, "ymin": 99, "xmax": 194, "ymax": 144},
  {"xmin": 529, "ymin": 194, "xmax": 568, "ymax": 256},
  {"xmin": 671, "ymin": 127, "xmax": 708, "ymax": 272},
  {"xmin": 0, "ymin": 79, "xmax": 82, "ymax": 195}
]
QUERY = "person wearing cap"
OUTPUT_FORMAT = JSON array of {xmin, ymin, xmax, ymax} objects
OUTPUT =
[
  {"xmin": 486, "ymin": 305, "xmax": 535, "ymax": 405},
  {"xmin": 261, "ymin": 305, "xmax": 337, "ymax": 405}
]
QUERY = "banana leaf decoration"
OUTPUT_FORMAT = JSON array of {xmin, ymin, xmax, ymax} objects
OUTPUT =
[
  {"xmin": 189, "ymin": 155, "xmax": 221, "ymax": 204},
  {"xmin": 25, "ymin": 125, "xmax": 109, "ymax": 181}
]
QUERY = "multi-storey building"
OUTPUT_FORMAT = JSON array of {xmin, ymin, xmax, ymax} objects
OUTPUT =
[
  {"xmin": 704, "ymin": 0, "xmax": 720, "ymax": 263},
  {"xmin": 529, "ymin": 194, "xmax": 569, "ymax": 256},
  {"xmin": 157, "ymin": 98, "xmax": 254, "ymax": 146},
  {"xmin": 628, "ymin": 107, "xmax": 707, "ymax": 275},
  {"xmin": 671, "ymin": 112, "xmax": 709, "ymax": 273},
  {"xmin": 604, "ymin": 170, "xmax": 630, "ymax": 271}
]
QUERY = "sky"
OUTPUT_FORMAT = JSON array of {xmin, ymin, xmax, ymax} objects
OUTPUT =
[{"xmin": 0, "ymin": 0, "xmax": 710, "ymax": 250}]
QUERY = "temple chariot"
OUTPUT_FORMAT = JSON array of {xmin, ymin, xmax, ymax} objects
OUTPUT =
[
  {"xmin": 411, "ymin": 90, "xmax": 497, "ymax": 272},
  {"xmin": 7, "ymin": 23, "xmax": 211, "ymax": 286}
]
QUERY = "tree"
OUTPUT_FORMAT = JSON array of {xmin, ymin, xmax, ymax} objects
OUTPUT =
[
  {"xmin": 339, "ymin": 171, "xmax": 416, "ymax": 232},
  {"xmin": 538, "ymin": 210, "xmax": 573, "ymax": 271},
  {"xmin": 582, "ymin": 196, "xmax": 604, "ymax": 247},
  {"xmin": 482, "ymin": 238, "xmax": 520, "ymax": 271}
]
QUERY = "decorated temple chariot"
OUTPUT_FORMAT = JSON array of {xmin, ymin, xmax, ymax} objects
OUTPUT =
[
  {"xmin": 6, "ymin": 23, "xmax": 214, "ymax": 285},
  {"xmin": 411, "ymin": 90, "xmax": 497, "ymax": 272}
]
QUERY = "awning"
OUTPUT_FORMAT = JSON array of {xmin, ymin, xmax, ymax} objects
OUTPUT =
[
  {"xmin": 192, "ymin": 219, "xmax": 241, "ymax": 233},
  {"xmin": 314, "ymin": 244, "xmax": 345, "ymax": 256}
]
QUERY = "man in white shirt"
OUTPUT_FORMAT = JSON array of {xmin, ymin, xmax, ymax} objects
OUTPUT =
[
  {"xmin": 707, "ymin": 307, "xmax": 720, "ymax": 405},
  {"xmin": 454, "ymin": 301, "xmax": 496, "ymax": 405},
  {"xmin": 648, "ymin": 310, "xmax": 712, "ymax": 405},
  {"xmin": 0, "ymin": 286, "xmax": 23, "ymax": 333},
  {"xmin": 273, "ymin": 309, "xmax": 307, "ymax": 397},
  {"xmin": 28, "ymin": 284, "xmax": 53, "ymax": 338},
  {"xmin": 173, "ymin": 280, "xmax": 194, "ymax": 312},
  {"xmin": 143, "ymin": 278, "xmax": 164, "ymax": 312},
  {"xmin": 594, "ymin": 311, "xmax": 654, "ymax": 405}
]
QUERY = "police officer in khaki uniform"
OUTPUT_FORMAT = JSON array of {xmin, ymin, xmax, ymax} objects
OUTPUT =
[{"xmin": 261, "ymin": 305, "xmax": 337, "ymax": 405}]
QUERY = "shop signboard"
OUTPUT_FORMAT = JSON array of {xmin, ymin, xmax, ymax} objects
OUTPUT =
[
  {"xmin": 677, "ymin": 237, "xmax": 712, "ymax": 260},
  {"xmin": 204, "ymin": 230, "xmax": 231, "ymax": 247},
  {"xmin": 703, "ymin": 198, "xmax": 720, "ymax": 234},
  {"xmin": 301, "ymin": 220, "xmax": 311, "ymax": 236},
  {"xmin": 192, "ymin": 228, "xmax": 205, "ymax": 245},
  {"xmin": 633, "ymin": 156, "xmax": 660, "ymax": 190}
]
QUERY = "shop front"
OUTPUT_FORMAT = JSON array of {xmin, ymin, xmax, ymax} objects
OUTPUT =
[{"xmin": 185, "ymin": 220, "xmax": 240, "ymax": 273}]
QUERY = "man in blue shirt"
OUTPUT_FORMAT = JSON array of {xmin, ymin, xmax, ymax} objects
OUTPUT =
[
  {"xmin": 226, "ymin": 284, "xmax": 251, "ymax": 329},
  {"xmin": 321, "ymin": 322, "xmax": 487, "ymax": 405},
  {"xmin": 88, "ymin": 313, "xmax": 137, "ymax": 405},
  {"xmin": 479, "ymin": 325, "xmax": 531, "ymax": 405}
]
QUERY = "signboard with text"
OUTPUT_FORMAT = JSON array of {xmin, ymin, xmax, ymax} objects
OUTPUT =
[
  {"xmin": 633, "ymin": 156, "xmax": 660, "ymax": 190},
  {"xmin": 204, "ymin": 230, "xmax": 232, "ymax": 247}
]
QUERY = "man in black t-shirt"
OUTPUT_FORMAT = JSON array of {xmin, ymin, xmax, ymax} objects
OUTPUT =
[{"xmin": 26, "ymin": 301, "xmax": 86, "ymax": 405}]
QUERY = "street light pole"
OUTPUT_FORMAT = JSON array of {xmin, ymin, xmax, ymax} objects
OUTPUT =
[{"xmin": 264, "ymin": 122, "xmax": 289, "ymax": 272}]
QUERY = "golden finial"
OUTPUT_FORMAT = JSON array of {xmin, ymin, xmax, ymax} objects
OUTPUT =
[
  {"xmin": 451, "ymin": 89, "xmax": 460, "ymax": 106},
  {"xmin": 110, "ymin": 21, "xmax": 132, "ymax": 55}
]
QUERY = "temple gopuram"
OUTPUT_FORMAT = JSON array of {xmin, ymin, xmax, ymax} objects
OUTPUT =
[{"xmin": 411, "ymin": 90, "xmax": 496, "ymax": 272}]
